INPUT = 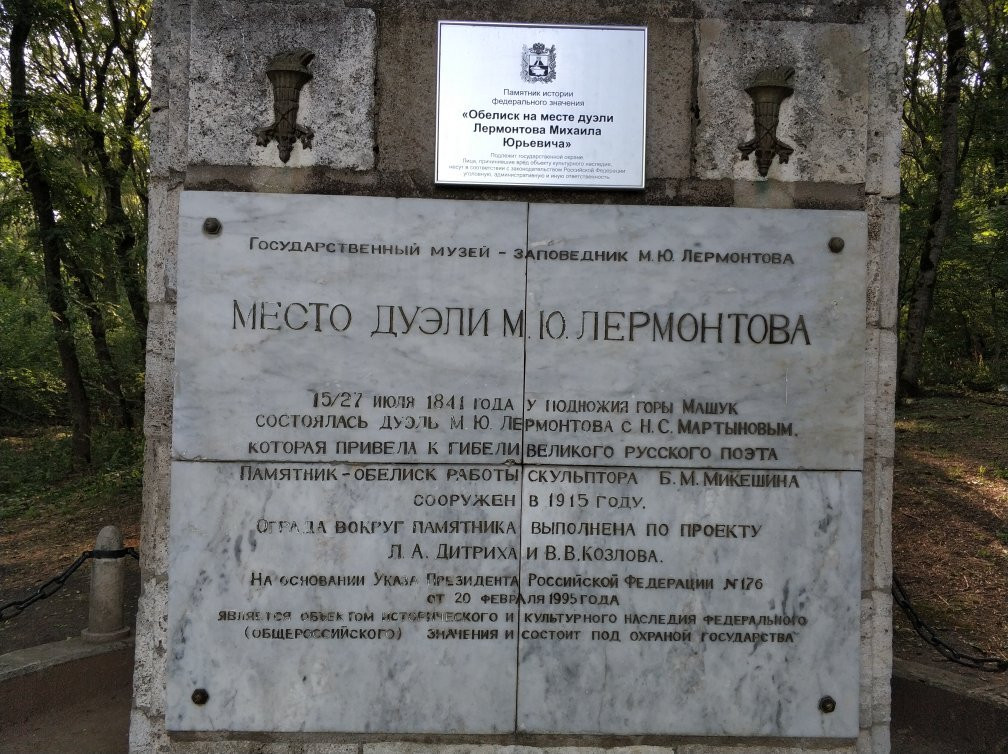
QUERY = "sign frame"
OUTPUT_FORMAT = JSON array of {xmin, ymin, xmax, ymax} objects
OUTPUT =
[{"xmin": 435, "ymin": 21, "xmax": 648, "ymax": 189}]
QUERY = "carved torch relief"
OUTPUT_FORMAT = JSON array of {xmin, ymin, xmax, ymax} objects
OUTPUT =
[
  {"xmin": 738, "ymin": 66, "xmax": 795, "ymax": 177},
  {"xmin": 255, "ymin": 49, "xmax": 315, "ymax": 163}
]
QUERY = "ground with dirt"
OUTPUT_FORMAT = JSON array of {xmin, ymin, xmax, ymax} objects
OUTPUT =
[
  {"xmin": 892, "ymin": 392, "xmax": 1008, "ymax": 674},
  {"xmin": 2, "ymin": 393, "xmax": 1007, "ymax": 673},
  {"xmin": 0, "ymin": 500, "xmax": 140, "ymax": 653},
  {"xmin": 0, "ymin": 428, "xmax": 141, "ymax": 653}
]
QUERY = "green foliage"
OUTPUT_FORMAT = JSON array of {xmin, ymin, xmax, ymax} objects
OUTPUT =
[
  {"xmin": 0, "ymin": 235, "xmax": 66, "ymax": 424},
  {"xmin": 978, "ymin": 463, "xmax": 1008, "ymax": 481},
  {"xmin": 0, "ymin": 426, "xmax": 143, "ymax": 519},
  {"xmin": 901, "ymin": 0, "xmax": 1008, "ymax": 390},
  {"xmin": 1, "ymin": 0, "xmax": 151, "ymax": 439},
  {"xmin": 0, "ymin": 368, "xmax": 66, "ymax": 424},
  {"xmin": 0, "ymin": 269, "xmax": 55, "ymax": 370}
]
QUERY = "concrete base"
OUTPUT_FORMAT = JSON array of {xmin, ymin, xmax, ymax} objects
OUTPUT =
[
  {"xmin": 82, "ymin": 626, "xmax": 132, "ymax": 643},
  {"xmin": 891, "ymin": 658, "xmax": 1008, "ymax": 754},
  {"xmin": 0, "ymin": 637, "xmax": 134, "ymax": 754}
]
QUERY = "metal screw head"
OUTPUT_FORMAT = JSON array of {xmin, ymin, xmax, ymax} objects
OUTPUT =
[
  {"xmin": 818, "ymin": 695, "xmax": 836, "ymax": 714},
  {"xmin": 828, "ymin": 237, "xmax": 845, "ymax": 253},
  {"xmin": 203, "ymin": 217, "xmax": 222, "ymax": 236},
  {"xmin": 191, "ymin": 688, "xmax": 209, "ymax": 705}
]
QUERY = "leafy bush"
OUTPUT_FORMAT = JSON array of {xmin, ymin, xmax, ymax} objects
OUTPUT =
[
  {"xmin": 961, "ymin": 359, "xmax": 1000, "ymax": 392},
  {"xmin": 0, "ymin": 367, "xmax": 67, "ymax": 425},
  {"xmin": 0, "ymin": 426, "xmax": 143, "ymax": 519}
]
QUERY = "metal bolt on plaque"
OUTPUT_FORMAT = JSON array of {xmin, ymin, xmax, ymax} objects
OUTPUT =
[
  {"xmin": 254, "ymin": 49, "xmax": 315, "ymax": 163},
  {"xmin": 738, "ymin": 66, "xmax": 796, "ymax": 177}
]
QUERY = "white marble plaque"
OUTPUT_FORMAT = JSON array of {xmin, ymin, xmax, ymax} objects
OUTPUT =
[
  {"xmin": 167, "ymin": 461, "xmax": 521, "ymax": 732},
  {"xmin": 169, "ymin": 193, "xmax": 865, "ymax": 737},
  {"xmin": 517, "ymin": 467, "xmax": 861, "ymax": 737},
  {"xmin": 436, "ymin": 23, "xmax": 647, "ymax": 188},
  {"xmin": 523, "ymin": 203, "xmax": 866, "ymax": 471},
  {"xmin": 173, "ymin": 192, "xmax": 527, "ymax": 465}
]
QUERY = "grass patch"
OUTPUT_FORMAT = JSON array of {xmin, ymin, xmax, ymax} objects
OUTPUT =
[
  {"xmin": 976, "ymin": 546, "xmax": 1006, "ymax": 562},
  {"xmin": 0, "ymin": 426, "xmax": 143, "ymax": 520},
  {"xmin": 978, "ymin": 463, "xmax": 1008, "ymax": 481},
  {"xmin": 894, "ymin": 417, "xmax": 942, "ymax": 434}
]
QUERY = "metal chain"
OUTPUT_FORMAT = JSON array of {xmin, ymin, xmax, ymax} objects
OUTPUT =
[
  {"xmin": 0, "ymin": 547, "xmax": 139, "ymax": 623},
  {"xmin": 892, "ymin": 571, "xmax": 1008, "ymax": 672}
]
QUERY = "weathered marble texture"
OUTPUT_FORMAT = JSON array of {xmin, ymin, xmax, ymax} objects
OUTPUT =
[
  {"xmin": 167, "ymin": 461, "xmax": 521, "ymax": 732},
  {"xmin": 524, "ymin": 203, "xmax": 867, "ymax": 470},
  {"xmin": 168, "ymin": 193, "xmax": 866, "ymax": 738},
  {"xmin": 172, "ymin": 192, "xmax": 527, "ymax": 464},
  {"xmin": 175, "ymin": 194, "xmax": 866, "ymax": 471},
  {"xmin": 167, "ymin": 460, "xmax": 860, "ymax": 736},
  {"xmin": 518, "ymin": 467, "xmax": 862, "ymax": 737}
]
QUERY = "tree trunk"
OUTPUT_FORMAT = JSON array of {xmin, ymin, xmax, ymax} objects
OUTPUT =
[
  {"xmin": 898, "ymin": 0, "xmax": 967, "ymax": 398},
  {"xmin": 94, "ymin": 144, "xmax": 148, "ymax": 349},
  {"xmin": 85, "ymin": 3, "xmax": 149, "ymax": 350},
  {"xmin": 65, "ymin": 257, "xmax": 135, "ymax": 429},
  {"xmin": 7, "ymin": 9, "xmax": 93, "ymax": 467},
  {"xmin": 109, "ymin": 189, "xmax": 148, "ymax": 349}
]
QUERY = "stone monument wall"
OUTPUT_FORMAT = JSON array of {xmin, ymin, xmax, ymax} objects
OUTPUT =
[{"xmin": 133, "ymin": 1, "xmax": 902, "ymax": 752}]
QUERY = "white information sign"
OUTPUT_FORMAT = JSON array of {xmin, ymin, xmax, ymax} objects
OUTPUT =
[{"xmin": 436, "ymin": 22, "xmax": 647, "ymax": 188}]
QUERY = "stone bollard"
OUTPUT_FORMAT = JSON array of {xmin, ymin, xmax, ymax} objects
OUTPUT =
[{"xmin": 81, "ymin": 525, "xmax": 131, "ymax": 642}]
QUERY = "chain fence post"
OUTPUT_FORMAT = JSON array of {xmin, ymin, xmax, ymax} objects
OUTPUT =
[{"xmin": 81, "ymin": 525, "xmax": 131, "ymax": 642}]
